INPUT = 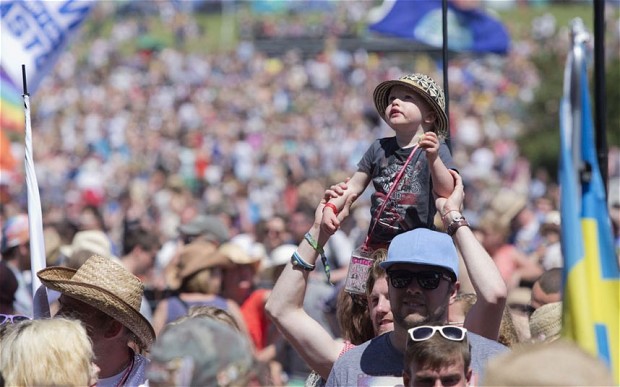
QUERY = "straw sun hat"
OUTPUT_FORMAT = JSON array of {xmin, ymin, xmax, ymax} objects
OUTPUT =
[
  {"xmin": 173, "ymin": 241, "xmax": 229, "ymax": 289},
  {"xmin": 373, "ymin": 73, "xmax": 448, "ymax": 139},
  {"xmin": 60, "ymin": 230, "xmax": 119, "ymax": 261},
  {"xmin": 37, "ymin": 255, "xmax": 155, "ymax": 348}
]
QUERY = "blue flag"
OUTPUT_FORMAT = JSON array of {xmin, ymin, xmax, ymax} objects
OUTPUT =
[
  {"xmin": 560, "ymin": 21, "xmax": 619, "ymax": 383},
  {"xmin": 368, "ymin": 0, "xmax": 510, "ymax": 54}
]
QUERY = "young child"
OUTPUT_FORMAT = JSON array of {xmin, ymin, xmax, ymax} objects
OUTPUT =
[{"xmin": 322, "ymin": 73, "xmax": 456, "ymax": 249}]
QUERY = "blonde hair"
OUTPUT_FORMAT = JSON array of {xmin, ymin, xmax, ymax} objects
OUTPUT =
[
  {"xmin": 365, "ymin": 248, "xmax": 388, "ymax": 297},
  {"xmin": 187, "ymin": 305, "xmax": 241, "ymax": 331},
  {"xmin": 484, "ymin": 339, "xmax": 614, "ymax": 386},
  {"xmin": 0, "ymin": 318, "xmax": 96, "ymax": 386},
  {"xmin": 182, "ymin": 268, "xmax": 220, "ymax": 294},
  {"xmin": 168, "ymin": 306, "xmax": 241, "ymax": 333}
]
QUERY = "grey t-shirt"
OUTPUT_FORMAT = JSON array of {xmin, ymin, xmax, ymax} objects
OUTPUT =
[
  {"xmin": 325, "ymin": 331, "xmax": 507, "ymax": 386},
  {"xmin": 358, "ymin": 137, "xmax": 456, "ymax": 245}
]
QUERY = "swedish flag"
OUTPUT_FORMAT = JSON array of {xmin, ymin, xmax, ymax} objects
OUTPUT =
[{"xmin": 560, "ymin": 21, "xmax": 619, "ymax": 383}]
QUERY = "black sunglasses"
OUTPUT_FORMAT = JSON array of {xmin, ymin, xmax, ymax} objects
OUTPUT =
[
  {"xmin": 409, "ymin": 325, "xmax": 467, "ymax": 342},
  {"xmin": 387, "ymin": 270, "xmax": 453, "ymax": 290},
  {"xmin": 0, "ymin": 314, "xmax": 31, "ymax": 325}
]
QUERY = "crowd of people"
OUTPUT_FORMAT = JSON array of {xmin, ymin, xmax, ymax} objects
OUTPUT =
[{"xmin": 1, "ymin": 1, "xmax": 619, "ymax": 386}]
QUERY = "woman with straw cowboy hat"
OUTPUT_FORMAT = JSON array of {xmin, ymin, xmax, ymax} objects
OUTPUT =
[
  {"xmin": 37, "ymin": 254, "xmax": 155, "ymax": 387},
  {"xmin": 152, "ymin": 240, "xmax": 248, "ymax": 337}
]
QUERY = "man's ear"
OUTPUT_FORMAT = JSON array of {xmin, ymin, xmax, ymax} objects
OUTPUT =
[
  {"xmin": 449, "ymin": 281, "xmax": 460, "ymax": 304},
  {"xmin": 466, "ymin": 367, "xmax": 473, "ymax": 383},
  {"xmin": 402, "ymin": 370, "xmax": 410, "ymax": 387}
]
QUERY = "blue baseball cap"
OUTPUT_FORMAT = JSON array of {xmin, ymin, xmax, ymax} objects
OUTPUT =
[{"xmin": 380, "ymin": 228, "xmax": 459, "ymax": 280}]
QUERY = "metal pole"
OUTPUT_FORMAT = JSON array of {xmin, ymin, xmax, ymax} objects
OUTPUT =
[
  {"xmin": 442, "ymin": 0, "xmax": 451, "ymax": 151},
  {"xmin": 593, "ymin": 0, "xmax": 608, "ymax": 195}
]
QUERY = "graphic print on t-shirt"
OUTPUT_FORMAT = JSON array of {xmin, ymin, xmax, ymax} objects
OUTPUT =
[{"xmin": 370, "ymin": 156, "xmax": 426, "ymax": 244}]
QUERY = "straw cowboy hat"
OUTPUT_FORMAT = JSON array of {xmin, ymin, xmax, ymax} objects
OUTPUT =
[
  {"xmin": 529, "ymin": 301, "xmax": 563, "ymax": 343},
  {"xmin": 218, "ymin": 242, "xmax": 262, "ymax": 266},
  {"xmin": 37, "ymin": 255, "xmax": 155, "ymax": 348},
  {"xmin": 373, "ymin": 73, "xmax": 449, "ymax": 139},
  {"xmin": 172, "ymin": 241, "xmax": 229, "ymax": 290},
  {"xmin": 489, "ymin": 188, "xmax": 528, "ymax": 228}
]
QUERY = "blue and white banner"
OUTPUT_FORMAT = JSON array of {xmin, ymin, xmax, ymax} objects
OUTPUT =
[
  {"xmin": 368, "ymin": 0, "xmax": 510, "ymax": 54},
  {"xmin": 0, "ymin": 0, "xmax": 95, "ymax": 94}
]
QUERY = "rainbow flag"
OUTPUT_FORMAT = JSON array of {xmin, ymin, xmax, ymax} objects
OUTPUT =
[
  {"xmin": 0, "ymin": 67, "xmax": 23, "ymax": 132},
  {"xmin": 559, "ymin": 21, "xmax": 619, "ymax": 383}
]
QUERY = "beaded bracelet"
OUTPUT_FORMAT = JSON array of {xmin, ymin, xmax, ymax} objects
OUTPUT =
[
  {"xmin": 304, "ymin": 232, "xmax": 333, "ymax": 285},
  {"xmin": 291, "ymin": 251, "xmax": 315, "ymax": 271}
]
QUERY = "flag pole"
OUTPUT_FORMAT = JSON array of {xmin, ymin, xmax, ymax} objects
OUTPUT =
[
  {"xmin": 442, "ymin": 0, "xmax": 451, "ymax": 151},
  {"xmin": 593, "ymin": 0, "xmax": 608, "ymax": 195},
  {"xmin": 22, "ymin": 65, "xmax": 50, "ymax": 318}
]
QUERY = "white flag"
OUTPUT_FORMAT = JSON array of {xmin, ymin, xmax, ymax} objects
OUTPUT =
[{"xmin": 0, "ymin": 0, "xmax": 95, "ymax": 93}]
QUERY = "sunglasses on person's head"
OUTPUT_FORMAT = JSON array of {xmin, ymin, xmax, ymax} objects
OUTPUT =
[
  {"xmin": 387, "ymin": 270, "xmax": 453, "ymax": 290},
  {"xmin": 408, "ymin": 325, "xmax": 467, "ymax": 342},
  {"xmin": 0, "ymin": 314, "xmax": 31, "ymax": 325}
]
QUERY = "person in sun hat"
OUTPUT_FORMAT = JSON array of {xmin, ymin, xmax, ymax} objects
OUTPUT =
[
  {"xmin": 321, "ymin": 73, "xmax": 456, "ymax": 250},
  {"xmin": 37, "ymin": 254, "xmax": 155, "ymax": 386},
  {"xmin": 536, "ymin": 211, "xmax": 563, "ymax": 270},
  {"xmin": 219, "ymin": 241, "xmax": 263, "ymax": 307},
  {"xmin": 59, "ymin": 229, "xmax": 119, "ymax": 262},
  {"xmin": 529, "ymin": 301, "xmax": 562, "ymax": 343},
  {"xmin": 47, "ymin": 229, "xmax": 158, "ymax": 324},
  {"xmin": 0, "ymin": 214, "xmax": 33, "ymax": 316},
  {"xmin": 152, "ymin": 241, "xmax": 247, "ymax": 337}
]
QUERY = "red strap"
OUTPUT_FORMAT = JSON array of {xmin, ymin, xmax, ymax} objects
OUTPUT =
[{"xmin": 364, "ymin": 144, "xmax": 420, "ymax": 249}]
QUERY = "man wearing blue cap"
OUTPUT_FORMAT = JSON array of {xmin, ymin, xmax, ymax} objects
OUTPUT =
[{"xmin": 326, "ymin": 172, "xmax": 507, "ymax": 386}]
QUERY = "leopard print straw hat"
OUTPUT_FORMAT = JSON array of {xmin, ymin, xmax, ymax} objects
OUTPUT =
[{"xmin": 373, "ymin": 73, "xmax": 448, "ymax": 139}]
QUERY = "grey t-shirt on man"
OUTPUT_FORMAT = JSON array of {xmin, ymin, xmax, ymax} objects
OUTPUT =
[{"xmin": 325, "ymin": 331, "xmax": 508, "ymax": 386}]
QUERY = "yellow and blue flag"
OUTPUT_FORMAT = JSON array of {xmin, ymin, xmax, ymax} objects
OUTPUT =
[{"xmin": 560, "ymin": 21, "xmax": 619, "ymax": 383}]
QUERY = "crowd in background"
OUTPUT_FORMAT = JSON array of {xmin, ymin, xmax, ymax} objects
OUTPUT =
[{"xmin": 1, "ymin": 1, "xmax": 619, "ymax": 385}]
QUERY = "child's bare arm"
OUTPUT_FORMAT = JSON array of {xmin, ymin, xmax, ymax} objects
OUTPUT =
[
  {"xmin": 321, "ymin": 171, "xmax": 370, "ymax": 233},
  {"xmin": 419, "ymin": 132, "xmax": 456, "ymax": 198}
]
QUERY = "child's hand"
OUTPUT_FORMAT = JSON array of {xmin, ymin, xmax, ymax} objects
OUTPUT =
[
  {"xmin": 418, "ymin": 131, "xmax": 440, "ymax": 161},
  {"xmin": 323, "ymin": 179, "xmax": 349, "ymax": 202},
  {"xmin": 320, "ymin": 205, "xmax": 340, "ymax": 234},
  {"xmin": 434, "ymin": 170, "xmax": 463, "ymax": 215}
]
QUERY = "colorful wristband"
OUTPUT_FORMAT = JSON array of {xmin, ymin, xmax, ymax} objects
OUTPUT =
[
  {"xmin": 304, "ymin": 232, "xmax": 333, "ymax": 286},
  {"xmin": 291, "ymin": 251, "xmax": 315, "ymax": 271},
  {"xmin": 304, "ymin": 232, "xmax": 324, "ymax": 254}
]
